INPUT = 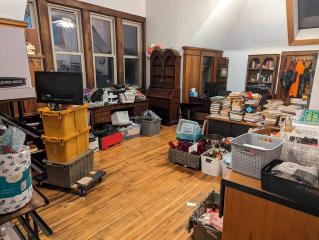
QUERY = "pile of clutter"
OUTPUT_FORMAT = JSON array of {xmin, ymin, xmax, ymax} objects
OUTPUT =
[
  {"xmin": 210, "ymin": 96, "xmax": 225, "ymax": 117},
  {"xmin": 0, "ymin": 122, "xmax": 33, "ymax": 214},
  {"xmin": 84, "ymin": 84, "xmax": 146, "ymax": 107}
]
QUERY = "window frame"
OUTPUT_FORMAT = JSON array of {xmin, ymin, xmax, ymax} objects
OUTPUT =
[
  {"xmin": 90, "ymin": 13, "xmax": 117, "ymax": 87},
  {"xmin": 286, "ymin": 0, "xmax": 319, "ymax": 45},
  {"xmin": 48, "ymin": 4, "xmax": 86, "ymax": 86},
  {"xmin": 123, "ymin": 20, "xmax": 142, "ymax": 87}
]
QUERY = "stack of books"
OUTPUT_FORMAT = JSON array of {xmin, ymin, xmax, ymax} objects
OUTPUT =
[
  {"xmin": 262, "ymin": 109, "xmax": 281, "ymax": 126},
  {"xmin": 220, "ymin": 97, "xmax": 231, "ymax": 119},
  {"xmin": 229, "ymin": 111, "xmax": 244, "ymax": 121},
  {"xmin": 244, "ymin": 112, "xmax": 263, "ymax": 123},
  {"xmin": 228, "ymin": 92, "xmax": 244, "ymax": 121},
  {"xmin": 210, "ymin": 96, "xmax": 225, "ymax": 116}
]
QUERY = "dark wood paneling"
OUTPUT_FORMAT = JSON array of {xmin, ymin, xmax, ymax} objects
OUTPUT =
[
  {"xmin": 37, "ymin": 0, "xmax": 55, "ymax": 71},
  {"xmin": 46, "ymin": 0, "xmax": 145, "ymax": 22},
  {"xmin": 116, "ymin": 17, "xmax": 124, "ymax": 85},
  {"xmin": 81, "ymin": 9, "xmax": 95, "ymax": 89}
]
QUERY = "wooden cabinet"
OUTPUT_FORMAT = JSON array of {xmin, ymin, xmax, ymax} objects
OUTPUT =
[
  {"xmin": 182, "ymin": 46, "xmax": 228, "ymax": 103},
  {"xmin": 147, "ymin": 49, "xmax": 181, "ymax": 125},
  {"xmin": 221, "ymin": 172, "xmax": 319, "ymax": 240},
  {"xmin": 245, "ymin": 54, "xmax": 280, "ymax": 95}
]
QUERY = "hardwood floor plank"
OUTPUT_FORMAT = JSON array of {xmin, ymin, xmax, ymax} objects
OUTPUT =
[{"xmin": 36, "ymin": 126, "xmax": 220, "ymax": 240}]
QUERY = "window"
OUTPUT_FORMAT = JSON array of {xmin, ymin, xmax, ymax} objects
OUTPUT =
[
  {"xmin": 286, "ymin": 0, "xmax": 319, "ymax": 45},
  {"xmin": 123, "ymin": 21, "xmax": 142, "ymax": 87},
  {"xmin": 91, "ymin": 14, "xmax": 117, "ymax": 88},
  {"xmin": 24, "ymin": 1, "xmax": 38, "ymax": 29},
  {"xmin": 298, "ymin": 0, "xmax": 319, "ymax": 29},
  {"xmin": 48, "ymin": 5, "xmax": 86, "ymax": 85}
]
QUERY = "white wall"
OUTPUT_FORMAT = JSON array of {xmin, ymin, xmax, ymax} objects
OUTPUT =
[
  {"xmin": 146, "ymin": 0, "xmax": 319, "ymax": 109},
  {"xmin": 81, "ymin": 0, "xmax": 145, "ymax": 17},
  {"xmin": 0, "ymin": 0, "xmax": 27, "ymax": 21}
]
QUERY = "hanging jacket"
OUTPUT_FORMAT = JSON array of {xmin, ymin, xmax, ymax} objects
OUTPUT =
[{"xmin": 289, "ymin": 61, "xmax": 305, "ymax": 97}]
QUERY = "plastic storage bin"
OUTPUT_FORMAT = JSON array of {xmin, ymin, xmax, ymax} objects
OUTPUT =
[
  {"xmin": 42, "ymin": 128, "xmax": 90, "ymax": 163},
  {"xmin": 201, "ymin": 150, "xmax": 225, "ymax": 176},
  {"xmin": 119, "ymin": 124, "xmax": 141, "ymax": 140},
  {"xmin": 261, "ymin": 159, "xmax": 319, "ymax": 212},
  {"xmin": 168, "ymin": 148, "xmax": 201, "ymax": 170},
  {"xmin": 39, "ymin": 104, "xmax": 89, "ymax": 138},
  {"xmin": 141, "ymin": 119, "xmax": 161, "ymax": 136},
  {"xmin": 188, "ymin": 191, "xmax": 222, "ymax": 240},
  {"xmin": 45, "ymin": 150, "xmax": 94, "ymax": 188},
  {"xmin": 99, "ymin": 132, "xmax": 123, "ymax": 150},
  {"xmin": 176, "ymin": 119, "xmax": 202, "ymax": 141},
  {"xmin": 231, "ymin": 133, "xmax": 284, "ymax": 179}
]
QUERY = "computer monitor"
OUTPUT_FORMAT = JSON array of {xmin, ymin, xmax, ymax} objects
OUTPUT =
[{"xmin": 35, "ymin": 72, "xmax": 83, "ymax": 106}]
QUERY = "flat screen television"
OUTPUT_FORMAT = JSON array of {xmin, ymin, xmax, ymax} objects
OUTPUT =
[{"xmin": 35, "ymin": 72, "xmax": 83, "ymax": 105}]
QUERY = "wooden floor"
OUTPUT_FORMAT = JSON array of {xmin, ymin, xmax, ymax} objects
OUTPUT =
[{"xmin": 37, "ymin": 125, "xmax": 221, "ymax": 240}]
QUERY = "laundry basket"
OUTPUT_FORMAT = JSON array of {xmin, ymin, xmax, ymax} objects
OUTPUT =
[{"xmin": 231, "ymin": 133, "xmax": 284, "ymax": 179}]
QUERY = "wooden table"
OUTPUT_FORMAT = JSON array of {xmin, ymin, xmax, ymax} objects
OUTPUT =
[
  {"xmin": 220, "ymin": 172, "xmax": 319, "ymax": 240},
  {"xmin": 89, "ymin": 100, "xmax": 149, "ymax": 126},
  {"xmin": 0, "ymin": 189, "xmax": 53, "ymax": 239},
  {"xmin": 206, "ymin": 116, "xmax": 280, "ymax": 137}
]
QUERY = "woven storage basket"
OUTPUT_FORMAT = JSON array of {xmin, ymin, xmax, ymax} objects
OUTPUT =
[
  {"xmin": 231, "ymin": 133, "xmax": 284, "ymax": 179},
  {"xmin": 168, "ymin": 148, "xmax": 201, "ymax": 170}
]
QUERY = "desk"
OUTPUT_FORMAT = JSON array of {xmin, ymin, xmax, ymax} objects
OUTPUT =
[
  {"xmin": 206, "ymin": 116, "xmax": 280, "ymax": 137},
  {"xmin": 220, "ymin": 172, "xmax": 319, "ymax": 240},
  {"xmin": 0, "ymin": 189, "xmax": 53, "ymax": 239},
  {"xmin": 89, "ymin": 100, "xmax": 149, "ymax": 126}
]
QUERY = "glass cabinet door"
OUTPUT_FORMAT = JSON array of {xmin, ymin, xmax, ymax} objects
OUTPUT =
[{"xmin": 201, "ymin": 56, "xmax": 214, "ymax": 94}]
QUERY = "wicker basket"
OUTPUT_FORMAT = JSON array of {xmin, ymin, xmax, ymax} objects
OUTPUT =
[
  {"xmin": 232, "ymin": 133, "xmax": 284, "ymax": 179},
  {"xmin": 168, "ymin": 148, "xmax": 201, "ymax": 170}
]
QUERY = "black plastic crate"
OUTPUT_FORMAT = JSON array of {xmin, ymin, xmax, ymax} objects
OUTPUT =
[
  {"xmin": 188, "ymin": 191, "xmax": 222, "ymax": 240},
  {"xmin": 261, "ymin": 159, "xmax": 319, "ymax": 213}
]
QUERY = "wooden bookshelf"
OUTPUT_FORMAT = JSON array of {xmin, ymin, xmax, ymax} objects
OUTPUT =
[{"xmin": 245, "ymin": 54, "xmax": 280, "ymax": 95}]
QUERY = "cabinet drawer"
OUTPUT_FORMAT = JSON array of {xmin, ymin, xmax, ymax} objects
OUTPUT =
[
  {"xmin": 150, "ymin": 98, "xmax": 169, "ymax": 108},
  {"xmin": 93, "ymin": 111, "xmax": 111, "ymax": 124},
  {"xmin": 133, "ymin": 102, "xmax": 149, "ymax": 115}
]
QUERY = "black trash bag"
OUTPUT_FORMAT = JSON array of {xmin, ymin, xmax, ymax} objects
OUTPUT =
[{"xmin": 91, "ymin": 89, "xmax": 104, "ymax": 103}]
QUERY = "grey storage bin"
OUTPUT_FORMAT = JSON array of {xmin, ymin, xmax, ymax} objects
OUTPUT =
[
  {"xmin": 169, "ymin": 148, "xmax": 201, "ymax": 170},
  {"xmin": 141, "ymin": 119, "xmax": 161, "ymax": 136},
  {"xmin": 231, "ymin": 133, "xmax": 284, "ymax": 179},
  {"xmin": 45, "ymin": 150, "xmax": 94, "ymax": 188}
]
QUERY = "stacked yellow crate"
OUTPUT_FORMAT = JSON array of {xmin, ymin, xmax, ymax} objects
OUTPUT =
[{"xmin": 39, "ymin": 104, "xmax": 90, "ymax": 163}]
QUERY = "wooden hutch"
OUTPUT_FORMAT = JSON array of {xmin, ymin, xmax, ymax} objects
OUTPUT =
[{"xmin": 147, "ymin": 49, "xmax": 181, "ymax": 125}]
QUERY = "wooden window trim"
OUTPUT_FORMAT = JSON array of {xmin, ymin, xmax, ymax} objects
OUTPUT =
[
  {"xmin": 34, "ymin": 0, "xmax": 146, "ymax": 88},
  {"xmin": 90, "ymin": 14, "xmax": 117, "ymax": 87},
  {"xmin": 286, "ymin": 0, "xmax": 319, "ymax": 46},
  {"xmin": 0, "ymin": 18, "xmax": 27, "ymax": 28}
]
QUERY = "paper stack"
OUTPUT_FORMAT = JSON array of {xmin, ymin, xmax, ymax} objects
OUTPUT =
[
  {"xmin": 210, "ymin": 96, "xmax": 225, "ymax": 116},
  {"xmin": 262, "ymin": 109, "xmax": 281, "ymax": 126},
  {"xmin": 220, "ymin": 97, "xmax": 231, "ymax": 119},
  {"xmin": 228, "ymin": 92, "xmax": 244, "ymax": 121},
  {"xmin": 229, "ymin": 111, "xmax": 244, "ymax": 121},
  {"xmin": 244, "ymin": 112, "xmax": 263, "ymax": 123}
]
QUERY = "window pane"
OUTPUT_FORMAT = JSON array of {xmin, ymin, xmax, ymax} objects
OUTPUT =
[
  {"xmin": 125, "ymin": 58, "xmax": 140, "ymax": 86},
  {"xmin": 51, "ymin": 10, "xmax": 79, "ymax": 52},
  {"xmin": 95, "ymin": 56, "xmax": 114, "ymax": 88},
  {"xmin": 56, "ymin": 54, "xmax": 82, "ymax": 72},
  {"xmin": 92, "ymin": 18, "xmax": 112, "ymax": 54},
  {"xmin": 298, "ymin": 0, "xmax": 319, "ymax": 29},
  {"xmin": 24, "ymin": 4, "xmax": 33, "ymax": 29},
  {"xmin": 123, "ymin": 24, "xmax": 138, "ymax": 56}
]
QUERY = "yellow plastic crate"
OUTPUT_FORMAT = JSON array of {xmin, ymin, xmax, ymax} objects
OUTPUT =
[
  {"xmin": 39, "ymin": 104, "xmax": 89, "ymax": 138},
  {"xmin": 42, "ymin": 128, "xmax": 90, "ymax": 164}
]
